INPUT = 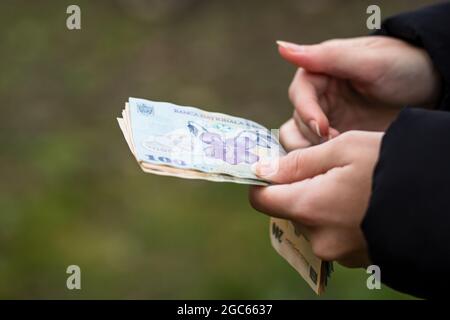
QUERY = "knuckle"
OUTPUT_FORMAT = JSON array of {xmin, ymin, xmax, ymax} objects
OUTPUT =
[
  {"xmin": 297, "ymin": 148, "xmax": 313, "ymax": 170},
  {"xmin": 288, "ymin": 69, "xmax": 303, "ymax": 101},
  {"xmin": 321, "ymin": 38, "xmax": 345, "ymax": 50},
  {"xmin": 321, "ymin": 39, "xmax": 339, "ymax": 46},
  {"xmin": 291, "ymin": 148, "xmax": 303, "ymax": 163},
  {"xmin": 319, "ymin": 41, "xmax": 338, "ymax": 57},
  {"xmin": 311, "ymin": 238, "xmax": 337, "ymax": 261},
  {"xmin": 289, "ymin": 150, "xmax": 303, "ymax": 175},
  {"xmin": 279, "ymin": 121, "xmax": 290, "ymax": 139}
]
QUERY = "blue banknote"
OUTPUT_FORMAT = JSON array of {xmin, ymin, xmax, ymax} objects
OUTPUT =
[{"xmin": 118, "ymin": 97, "xmax": 285, "ymax": 184}]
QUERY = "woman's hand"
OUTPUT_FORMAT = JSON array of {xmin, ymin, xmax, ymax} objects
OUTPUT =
[
  {"xmin": 278, "ymin": 36, "xmax": 441, "ymax": 150},
  {"xmin": 249, "ymin": 131, "xmax": 383, "ymax": 268}
]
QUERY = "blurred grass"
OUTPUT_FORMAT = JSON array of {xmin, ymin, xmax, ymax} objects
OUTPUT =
[{"xmin": 0, "ymin": 0, "xmax": 435, "ymax": 299}]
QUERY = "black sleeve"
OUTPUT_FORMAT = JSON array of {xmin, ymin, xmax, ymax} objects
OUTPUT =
[
  {"xmin": 362, "ymin": 3, "xmax": 450, "ymax": 299},
  {"xmin": 363, "ymin": 108, "xmax": 450, "ymax": 299}
]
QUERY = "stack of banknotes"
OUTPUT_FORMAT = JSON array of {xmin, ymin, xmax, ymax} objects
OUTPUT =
[{"xmin": 117, "ymin": 97, "xmax": 332, "ymax": 294}]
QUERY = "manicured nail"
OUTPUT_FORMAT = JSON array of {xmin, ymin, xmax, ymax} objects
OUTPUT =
[
  {"xmin": 309, "ymin": 120, "xmax": 322, "ymax": 137},
  {"xmin": 251, "ymin": 159, "xmax": 276, "ymax": 178},
  {"xmin": 276, "ymin": 40, "xmax": 305, "ymax": 53}
]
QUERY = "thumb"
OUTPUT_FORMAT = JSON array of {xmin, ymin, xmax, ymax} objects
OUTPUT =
[
  {"xmin": 252, "ymin": 140, "xmax": 346, "ymax": 184},
  {"xmin": 277, "ymin": 39, "xmax": 369, "ymax": 79}
]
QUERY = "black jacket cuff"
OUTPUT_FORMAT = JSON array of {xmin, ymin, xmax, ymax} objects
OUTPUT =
[{"xmin": 362, "ymin": 107, "xmax": 450, "ymax": 299}]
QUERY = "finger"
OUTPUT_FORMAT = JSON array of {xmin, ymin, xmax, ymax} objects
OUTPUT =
[
  {"xmin": 289, "ymin": 69, "xmax": 330, "ymax": 138},
  {"xmin": 293, "ymin": 110, "xmax": 321, "ymax": 145},
  {"xmin": 308, "ymin": 228, "xmax": 370, "ymax": 266},
  {"xmin": 252, "ymin": 138, "xmax": 348, "ymax": 184},
  {"xmin": 279, "ymin": 118, "xmax": 312, "ymax": 151},
  {"xmin": 328, "ymin": 126, "xmax": 340, "ymax": 139},
  {"xmin": 278, "ymin": 38, "xmax": 372, "ymax": 80},
  {"xmin": 249, "ymin": 183, "xmax": 311, "ymax": 221}
]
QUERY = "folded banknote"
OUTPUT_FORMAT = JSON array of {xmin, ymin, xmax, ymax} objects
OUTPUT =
[{"xmin": 117, "ymin": 97, "xmax": 332, "ymax": 294}]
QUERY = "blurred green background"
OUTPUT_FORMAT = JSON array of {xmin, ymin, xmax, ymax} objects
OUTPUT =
[{"xmin": 0, "ymin": 0, "xmax": 436, "ymax": 299}]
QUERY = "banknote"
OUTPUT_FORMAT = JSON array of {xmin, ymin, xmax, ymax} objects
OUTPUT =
[
  {"xmin": 270, "ymin": 218, "xmax": 332, "ymax": 294},
  {"xmin": 117, "ymin": 97, "xmax": 332, "ymax": 294},
  {"xmin": 117, "ymin": 97, "xmax": 285, "ymax": 185}
]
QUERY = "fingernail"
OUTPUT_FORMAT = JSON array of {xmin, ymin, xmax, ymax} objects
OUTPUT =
[
  {"xmin": 309, "ymin": 120, "xmax": 322, "ymax": 137},
  {"xmin": 251, "ymin": 159, "xmax": 276, "ymax": 178},
  {"xmin": 276, "ymin": 40, "xmax": 305, "ymax": 53}
]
